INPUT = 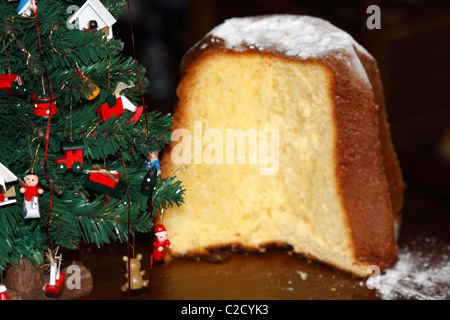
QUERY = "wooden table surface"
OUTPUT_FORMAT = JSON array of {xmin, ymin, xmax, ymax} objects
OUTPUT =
[{"xmin": 73, "ymin": 219, "xmax": 449, "ymax": 301}]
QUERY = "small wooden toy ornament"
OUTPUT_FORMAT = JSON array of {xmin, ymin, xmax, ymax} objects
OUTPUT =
[
  {"xmin": 0, "ymin": 284, "xmax": 10, "ymax": 300},
  {"xmin": 0, "ymin": 162, "xmax": 18, "ymax": 207},
  {"xmin": 55, "ymin": 140, "xmax": 85, "ymax": 174},
  {"xmin": 121, "ymin": 253, "xmax": 149, "ymax": 291},
  {"xmin": 16, "ymin": 0, "xmax": 34, "ymax": 16},
  {"xmin": 153, "ymin": 224, "xmax": 173, "ymax": 262},
  {"xmin": 140, "ymin": 166, "xmax": 157, "ymax": 197},
  {"xmin": 0, "ymin": 74, "xmax": 28, "ymax": 96},
  {"xmin": 20, "ymin": 173, "xmax": 44, "ymax": 219},
  {"xmin": 84, "ymin": 165, "xmax": 127, "ymax": 199},
  {"xmin": 67, "ymin": 0, "xmax": 117, "ymax": 40},
  {"xmin": 145, "ymin": 150, "xmax": 161, "ymax": 176},
  {"xmin": 31, "ymin": 91, "xmax": 57, "ymax": 117},
  {"xmin": 44, "ymin": 248, "xmax": 65, "ymax": 295},
  {"xmin": 75, "ymin": 71, "xmax": 100, "ymax": 100},
  {"xmin": 95, "ymin": 82, "xmax": 143, "ymax": 124}
]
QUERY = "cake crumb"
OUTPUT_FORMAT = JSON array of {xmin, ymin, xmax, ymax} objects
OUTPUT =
[
  {"xmin": 297, "ymin": 270, "xmax": 308, "ymax": 281},
  {"xmin": 330, "ymin": 288, "xmax": 336, "ymax": 292}
]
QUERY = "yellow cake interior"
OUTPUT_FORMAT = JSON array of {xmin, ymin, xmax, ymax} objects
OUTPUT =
[{"xmin": 164, "ymin": 52, "xmax": 370, "ymax": 275}]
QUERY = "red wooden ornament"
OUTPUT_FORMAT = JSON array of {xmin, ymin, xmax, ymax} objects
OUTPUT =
[
  {"xmin": 55, "ymin": 140, "xmax": 85, "ymax": 174},
  {"xmin": 0, "ymin": 74, "xmax": 28, "ymax": 96},
  {"xmin": 153, "ymin": 224, "xmax": 173, "ymax": 262},
  {"xmin": 44, "ymin": 253, "xmax": 65, "ymax": 295},
  {"xmin": 88, "ymin": 169, "xmax": 120, "ymax": 188},
  {"xmin": 0, "ymin": 285, "xmax": 10, "ymax": 300},
  {"xmin": 95, "ymin": 96, "xmax": 124, "ymax": 121},
  {"xmin": 128, "ymin": 105, "xmax": 143, "ymax": 125},
  {"xmin": 96, "ymin": 96, "xmax": 143, "ymax": 124},
  {"xmin": 31, "ymin": 92, "xmax": 57, "ymax": 117},
  {"xmin": 44, "ymin": 273, "xmax": 65, "ymax": 294},
  {"xmin": 84, "ymin": 167, "xmax": 127, "ymax": 199}
]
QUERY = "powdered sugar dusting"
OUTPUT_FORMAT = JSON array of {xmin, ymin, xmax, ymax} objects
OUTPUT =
[
  {"xmin": 207, "ymin": 15, "xmax": 372, "ymax": 85},
  {"xmin": 210, "ymin": 15, "xmax": 368, "ymax": 58},
  {"xmin": 375, "ymin": 236, "xmax": 450, "ymax": 300}
]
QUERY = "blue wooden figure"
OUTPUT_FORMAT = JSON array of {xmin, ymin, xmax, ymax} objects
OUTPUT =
[
  {"xmin": 144, "ymin": 150, "xmax": 161, "ymax": 176},
  {"xmin": 17, "ymin": 0, "xmax": 34, "ymax": 16}
]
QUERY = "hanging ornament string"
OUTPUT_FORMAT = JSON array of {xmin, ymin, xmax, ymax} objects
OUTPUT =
[
  {"xmin": 125, "ymin": 0, "xmax": 147, "ymax": 122},
  {"xmin": 1, "ymin": 36, "xmax": 11, "ymax": 74},
  {"xmin": 125, "ymin": 0, "xmax": 155, "ymax": 291},
  {"xmin": 30, "ymin": 1, "xmax": 54, "ymax": 243},
  {"xmin": 31, "ymin": 2, "xmax": 51, "ymax": 92},
  {"xmin": 121, "ymin": 152, "xmax": 133, "ymax": 299},
  {"xmin": 146, "ymin": 165, "xmax": 188, "ymax": 287},
  {"xmin": 29, "ymin": 136, "xmax": 42, "ymax": 173},
  {"xmin": 125, "ymin": 0, "xmax": 152, "ymax": 168},
  {"xmin": 69, "ymin": 96, "xmax": 73, "ymax": 141}
]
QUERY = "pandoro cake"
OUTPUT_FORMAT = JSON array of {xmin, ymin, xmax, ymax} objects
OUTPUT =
[{"xmin": 160, "ymin": 15, "xmax": 404, "ymax": 277}]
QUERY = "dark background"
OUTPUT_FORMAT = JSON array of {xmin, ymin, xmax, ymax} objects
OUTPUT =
[{"xmin": 116, "ymin": 0, "xmax": 450, "ymax": 241}]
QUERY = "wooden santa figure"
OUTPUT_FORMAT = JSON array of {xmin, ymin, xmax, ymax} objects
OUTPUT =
[{"xmin": 152, "ymin": 224, "xmax": 173, "ymax": 261}]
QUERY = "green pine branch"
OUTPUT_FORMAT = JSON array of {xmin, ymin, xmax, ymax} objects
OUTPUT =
[{"xmin": 0, "ymin": 0, "xmax": 184, "ymax": 272}]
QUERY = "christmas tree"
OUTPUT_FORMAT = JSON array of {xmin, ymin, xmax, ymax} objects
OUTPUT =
[{"xmin": 0, "ymin": 0, "xmax": 184, "ymax": 297}]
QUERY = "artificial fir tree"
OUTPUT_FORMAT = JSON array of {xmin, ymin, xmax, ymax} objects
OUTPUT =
[{"xmin": 0, "ymin": 0, "xmax": 184, "ymax": 297}]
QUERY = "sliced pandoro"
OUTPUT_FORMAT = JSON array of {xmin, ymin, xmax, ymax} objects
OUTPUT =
[{"xmin": 161, "ymin": 15, "xmax": 404, "ymax": 277}]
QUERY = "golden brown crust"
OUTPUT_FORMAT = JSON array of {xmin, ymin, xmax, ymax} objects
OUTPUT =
[
  {"xmin": 324, "ymin": 50, "xmax": 399, "ymax": 271},
  {"xmin": 163, "ymin": 30, "xmax": 404, "ymax": 277},
  {"xmin": 356, "ymin": 51, "xmax": 405, "ymax": 219}
]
